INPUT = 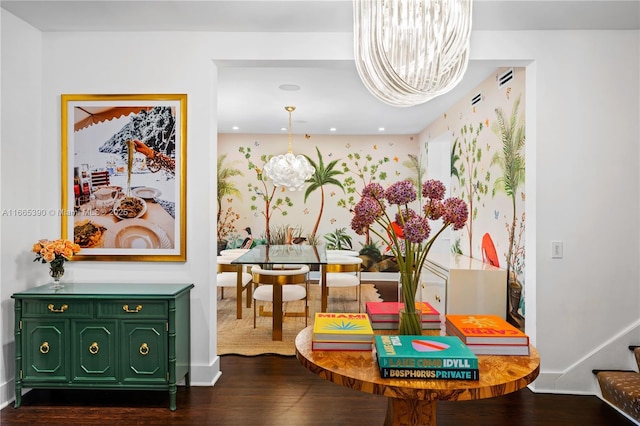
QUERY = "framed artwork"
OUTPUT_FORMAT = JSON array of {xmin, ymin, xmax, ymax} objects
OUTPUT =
[{"xmin": 61, "ymin": 94, "xmax": 187, "ymax": 261}]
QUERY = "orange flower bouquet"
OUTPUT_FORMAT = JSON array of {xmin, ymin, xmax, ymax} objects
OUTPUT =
[{"xmin": 33, "ymin": 239, "xmax": 81, "ymax": 289}]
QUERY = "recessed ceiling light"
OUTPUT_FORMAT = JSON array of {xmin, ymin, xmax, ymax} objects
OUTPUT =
[
  {"xmin": 329, "ymin": 128, "xmax": 337, "ymax": 132},
  {"xmin": 280, "ymin": 127, "xmax": 287, "ymax": 131},
  {"xmin": 232, "ymin": 126, "xmax": 239, "ymax": 131},
  {"xmin": 279, "ymin": 84, "xmax": 301, "ymax": 91},
  {"xmin": 378, "ymin": 127, "xmax": 385, "ymax": 132}
]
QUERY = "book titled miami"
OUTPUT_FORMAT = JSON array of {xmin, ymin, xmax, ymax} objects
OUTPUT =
[
  {"xmin": 374, "ymin": 335, "xmax": 478, "ymax": 370},
  {"xmin": 312, "ymin": 340, "xmax": 373, "ymax": 351},
  {"xmin": 312, "ymin": 313, "xmax": 374, "ymax": 342},
  {"xmin": 366, "ymin": 301, "xmax": 440, "ymax": 322},
  {"xmin": 445, "ymin": 314, "xmax": 529, "ymax": 346}
]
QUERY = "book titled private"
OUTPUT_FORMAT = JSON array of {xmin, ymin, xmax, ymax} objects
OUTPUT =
[
  {"xmin": 375, "ymin": 335, "xmax": 478, "ymax": 370},
  {"xmin": 378, "ymin": 366, "xmax": 479, "ymax": 380}
]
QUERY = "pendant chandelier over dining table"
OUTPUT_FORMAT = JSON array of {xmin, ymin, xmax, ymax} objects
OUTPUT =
[
  {"xmin": 263, "ymin": 106, "xmax": 315, "ymax": 192},
  {"xmin": 353, "ymin": 0, "xmax": 473, "ymax": 107}
]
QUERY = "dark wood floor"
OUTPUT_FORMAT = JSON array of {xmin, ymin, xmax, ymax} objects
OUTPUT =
[{"xmin": 1, "ymin": 354, "xmax": 632, "ymax": 426}]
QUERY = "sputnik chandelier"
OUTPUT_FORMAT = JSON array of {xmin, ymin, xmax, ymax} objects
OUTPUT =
[
  {"xmin": 263, "ymin": 106, "xmax": 315, "ymax": 191},
  {"xmin": 353, "ymin": 0, "xmax": 473, "ymax": 107}
]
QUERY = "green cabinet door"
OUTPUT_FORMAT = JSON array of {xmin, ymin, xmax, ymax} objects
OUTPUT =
[
  {"xmin": 22, "ymin": 320, "xmax": 68, "ymax": 382},
  {"xmin": 121, "ymin": 321, "xmax": 167, "ymax": 383},
  {"xmin": 73, "ymin": 321, "xmax": 117, "ymax": 383}
]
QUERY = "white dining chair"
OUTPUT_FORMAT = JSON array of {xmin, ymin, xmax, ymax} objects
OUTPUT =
[
  {"xmin": 251, "ymin": 265, "xmax": 310, "ymax": 332},
  {"xmin": 321, "ymin": 255, "xmax": 364, "ymax": 312},
  {"xmin": 216, "ymin": 255, "xmax": 253, "ymax": 319},
  {"xmin": 219, "ymin": 248, "xmax": 251, "ymax": 257}
]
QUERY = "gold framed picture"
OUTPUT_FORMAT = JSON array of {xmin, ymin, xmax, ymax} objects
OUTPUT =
[{"xmin": 61, "ymin": 94, "xmax": 187, "ymax": 261}]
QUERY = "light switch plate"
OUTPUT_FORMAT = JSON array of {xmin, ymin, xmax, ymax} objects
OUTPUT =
[{"xmin": 551, "ymin": 241, "xmax": 563, "ymax": 259}]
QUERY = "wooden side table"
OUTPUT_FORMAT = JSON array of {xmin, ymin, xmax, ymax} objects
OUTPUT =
[{"xmin": 295, "ymin": 327, "xmax": 540, "ymax": 426}]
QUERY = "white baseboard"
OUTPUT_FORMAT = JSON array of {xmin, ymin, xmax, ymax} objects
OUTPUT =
[
  {"xmin": 0, "ymin": 377, "xmax": 16, "ymax": 410},
  {"xmin": 184, "ymin": 357, "xmax": 222, "ymax": 386}
]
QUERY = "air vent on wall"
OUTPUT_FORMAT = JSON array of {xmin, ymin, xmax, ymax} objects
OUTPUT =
[
  {"xmin": 498, "ymin": 68, "xmax": 514, "ymax": 88},
  {"xmin": 470, "ymin": 92, "xmax": 483, "ymax": 106}
]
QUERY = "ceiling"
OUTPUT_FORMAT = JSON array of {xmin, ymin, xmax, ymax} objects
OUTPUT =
[{"xmin": 3, "ymin": 0, "xmax": 639, "ymax": 135}]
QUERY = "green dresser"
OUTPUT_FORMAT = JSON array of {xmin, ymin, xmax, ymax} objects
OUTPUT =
[{"xmin": 12, "ymin": 283, "xmax": 193, "ymax": 410}]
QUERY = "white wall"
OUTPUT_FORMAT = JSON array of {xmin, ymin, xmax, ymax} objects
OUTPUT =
[
  {"xmin": 471, "ymin": 30, "xmax": 640, "ymax": 392},
  {"xmin": 1, "ymin": 9, "xmax": 639, "ymax": 407},
  {"xmin": 43, "ymin": 32, "xmax": 221, "ymax": 387},
  {"xmin": 1, "ymin": 10, "xmax": 45, "ymax": 406}
]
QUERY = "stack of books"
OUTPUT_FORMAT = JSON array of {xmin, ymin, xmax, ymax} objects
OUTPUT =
[
  {"xmin": 445, "ymin": 314, "xmax": 530, "ymax": 355},
  {"xmin": 311, "ymin": 312, "xmax": 374, "ymax": 351},
  {"xmin": 374, "ymin": 334, "xmax": 479, "ymax": 380},
  {"xmin": 365, "ymin": 301, "xmax": 441, "ymax": 330}
]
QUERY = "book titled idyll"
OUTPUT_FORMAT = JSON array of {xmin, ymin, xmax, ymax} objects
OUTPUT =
[{"xmin": 374, "ymin": 335, "xmax": 478, "ymax": 370}]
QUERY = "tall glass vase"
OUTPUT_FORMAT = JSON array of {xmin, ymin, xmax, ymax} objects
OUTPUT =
[
  {"xmin": 397, "ymin": 270, "xmax": 423, "ymax": 335},
  {"xmin": 49, "ymin": 264, "xmax": 64, "ymax": 290}
]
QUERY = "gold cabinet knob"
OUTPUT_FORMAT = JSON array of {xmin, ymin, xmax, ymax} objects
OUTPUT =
[
  {"xmin": 89, "ymin": 342, "xmax": 99, "ymax": 355},
  {"xmin": 39, "ymin": 341, "xmax": 50, "ymax": 354},
  {"xmin": 435, "ymin": 294, "xmax": 441, "ymax": 302},
  {"xmin": 139, "ymin": 343, "xmax": 149, "ymax": 356}
]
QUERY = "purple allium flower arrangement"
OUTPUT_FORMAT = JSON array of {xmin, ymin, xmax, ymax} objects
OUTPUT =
[{"xmin": 350, "ymin": 179, "xmax": 468, "ymax": 334}]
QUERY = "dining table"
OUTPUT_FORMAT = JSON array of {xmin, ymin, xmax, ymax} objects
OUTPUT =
[{"xmin": 231, "ymin": 245, "xmax": 328, "ymax": 340}]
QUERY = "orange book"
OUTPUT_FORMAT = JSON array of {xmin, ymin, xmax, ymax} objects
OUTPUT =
[{"xmin": 445, "ymin": 314, "xmax": 529, "ymax": 346}]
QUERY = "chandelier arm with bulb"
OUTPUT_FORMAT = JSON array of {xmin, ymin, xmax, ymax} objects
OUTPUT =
[
  {"xmin": 263, "ymin": 106, "xmax": 315, "ymax": 192},
  {"xmin": 353, "ymin": 0, "xmax": 472, "ymax": 107}
]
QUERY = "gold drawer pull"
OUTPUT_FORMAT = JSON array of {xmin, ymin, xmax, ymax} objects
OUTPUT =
[
  {"xmin": 122, "ymin": 304, "xmax": 143, "ymax": 313},
  {"xmin": 48, "ymin": 303, "xmax": 68, "ymax": 313},
  {"xmin": 89, "ymin": 342, "xmax": 99, "ymax": 355},
  {"xmin": 435, "ymin": 295, "xmax": 441, "ymax": 302},
  {"xmin": 139, "ymin": 343, "xmax": 149, "ymax": 356},
  {"xmin": 39, "ymin": 341, "xmax": 50, "ymax": 354}
]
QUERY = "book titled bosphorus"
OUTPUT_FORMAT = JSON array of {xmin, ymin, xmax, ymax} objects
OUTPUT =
[{"xmin": 378, "ymin": 365, "xmax": 479, "ymax": 380}]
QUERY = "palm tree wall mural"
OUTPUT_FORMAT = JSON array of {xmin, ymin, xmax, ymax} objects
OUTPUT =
[
  {"xmin": 216, "ymin": 153, "xmax": 243, "ymax": 223},
  {"xmin": 216, "ymin": 153, "xmax": 243, "ymax": 252},
  {"xmin": 303, "ymin": 147, "xmax": 344, "ymax": 240},
  {"xmin": 453, "ymin": 122, "xmax": 491, "ymax": 255},
  {"xmin": 491, "ymin": 95, "xmax": 526, "ymax": 328},
  {"xmin": 402, "ymin": 153, "xmax": 425, "ymax": 201}
]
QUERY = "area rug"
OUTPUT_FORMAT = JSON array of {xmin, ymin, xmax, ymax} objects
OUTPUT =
[{"xmin": 217, "ymin": 283, "xmax": 382, "ymax": 356}]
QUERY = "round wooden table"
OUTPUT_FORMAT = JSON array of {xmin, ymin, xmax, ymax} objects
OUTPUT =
[{"xmin": 295, "ymin": 327, "xmax": 540, "ymax": 426}]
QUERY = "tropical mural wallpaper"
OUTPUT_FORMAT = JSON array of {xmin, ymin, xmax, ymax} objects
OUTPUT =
[
  {"xmin": 217, "ymin": 67, "xmax": 526, "ymax": 328},
  {"xmin": 420, "ymin": 67, "xmax": 526, "ymax": 327}
]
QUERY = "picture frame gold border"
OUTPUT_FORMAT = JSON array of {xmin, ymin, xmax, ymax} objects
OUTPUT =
[{"xmin": 61, "ymin": 93, "xmax": 187, "ymax": 262}]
